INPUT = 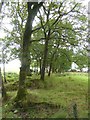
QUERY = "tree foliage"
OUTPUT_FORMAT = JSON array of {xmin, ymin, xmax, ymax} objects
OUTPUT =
[{"xmin": 0, "ymin": 1, "xmax": 88, "ymax": 101}]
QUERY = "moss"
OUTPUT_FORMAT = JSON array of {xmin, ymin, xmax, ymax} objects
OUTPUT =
[
  {"xmin": 14, "ymin": 90, "xmax": 39, "ymax": 109},
  {"xmin": 16, "ymin": 87, "xmax": 27, "ymax": 99}
]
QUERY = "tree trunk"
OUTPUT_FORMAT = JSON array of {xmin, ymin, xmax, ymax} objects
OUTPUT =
[
  {"xmin": 3, "ymin": 62, "xmax": 6, "ymax": 83},
  {"xmin": 16, "ymin": 2, "xmax": 43, "ymax": 100},
  {"xmin": 37, "ymin": 59, "xmax": 39, "ymax": 74},
  {"xmin": 40, "ymin": 38, "xmax": 49, "ymax": 80},
  {"xmin": 48, "ymin": 50, "xmax": 57, "ymax": 76},
  {"xmin": 0, "ymin": 1, "xmax": 7, "ymax": 100},
  {"xmin": 48, "ymin": 62, "xmax": 52, "ymax": 77},
  {"xmin": 2, "ymin": 78, "xmax": 7, "ymax": 100},
  {"xmin": 2, "ymin": 48, "xmax": 7, "ymax": 83},
  {"xmin": 0, "ymin": 68, "xmax": 7, "ymax": 100},
  {"xmin": 17, "ymin": 13, "xmax": 32, "ymax": 100},
  {"xmin": 39, "ymin": 58, "xmax": 42, "ymax": 75}
]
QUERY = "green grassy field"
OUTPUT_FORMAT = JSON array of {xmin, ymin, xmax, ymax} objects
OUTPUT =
[{"xmin": 2, "ymin": 72, "xmax": 88, "ymax": 118}]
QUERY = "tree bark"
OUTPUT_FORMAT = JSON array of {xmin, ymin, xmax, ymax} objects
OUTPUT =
[
  {"xmin": 39, "ymin": 58, "xmax": 42, "ymax": 75},
  {"xmin": 2, "ymin": 78, "xmax": 7, "ymax": 99},
  {"xmin": 48, "ymin": 62, "xmax": 52, "ymax": 76},
  {"xmin": 3, "ymin": 62, "xmax": 6, "ymax": 83},
  {"xmin": 0, "ymin": 67, "xmax": 7, "ymax": 101},
  {"xmin": 17, "ymin": 2, "xmax": 43, "ymax": 100},
  {"xmin": 40, "ymin": 38, "xmax": 49, "ymax": 80},
  {"xmin": 48, "ymin": 43, "xmax": 60, "ymax": 76},
  {"xmin": 0, "ymin": 1, "xmax": 7, "ymax": 101},
  {"xmin": 2, "ymin": 47, "xmax": 7, "ymax": 83}
]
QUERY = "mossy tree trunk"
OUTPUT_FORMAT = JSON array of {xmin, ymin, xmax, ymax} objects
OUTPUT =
[{"xmin": 16, "ymin": 2, "xmax": 43, "ymax": 100}]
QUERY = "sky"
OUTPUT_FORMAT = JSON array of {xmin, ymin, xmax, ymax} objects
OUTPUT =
[{"xmin": 0, "ymin": 0, "xmax": 89, "ymax": 73}]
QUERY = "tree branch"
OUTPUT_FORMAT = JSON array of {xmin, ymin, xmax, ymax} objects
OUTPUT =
[{"xmin": 31, "ymin": 37, "xmax": 45, "ymax": 43}]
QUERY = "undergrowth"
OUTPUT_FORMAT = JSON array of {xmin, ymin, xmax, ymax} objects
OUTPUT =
[{"xmin": 2, "ymin": 72, "xmax": 88, "ymax": 118}]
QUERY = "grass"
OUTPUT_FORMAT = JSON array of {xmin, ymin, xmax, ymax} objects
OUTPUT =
[{"xmin": 2, "ymin": 72, "xmax": 88, "ymax": 118}]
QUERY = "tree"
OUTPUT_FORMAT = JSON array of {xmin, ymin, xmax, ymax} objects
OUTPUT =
[
  {"xmin": 1, "ymin": 3, "xmax": 27, "ymax": 61},
  {"xmin": 16, "ymin": 2, "xmax": 44, "ymax": 100},
  {"xmin": 33, "ymin": 1, "xmax": 86, "ymax": 80},
  {"xmin": 0, "ymin": 2, "xmax": 7, "ymax": 100}
]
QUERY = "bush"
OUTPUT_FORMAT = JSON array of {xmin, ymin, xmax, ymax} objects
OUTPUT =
[{"xmin": 6, "ymin": 72, "xmax": 19, "ymax": 82}]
